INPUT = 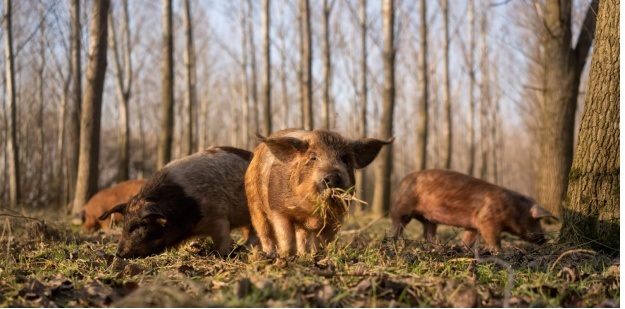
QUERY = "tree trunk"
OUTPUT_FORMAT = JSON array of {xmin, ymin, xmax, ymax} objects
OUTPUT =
[
  {"xmin": 414, "ymin": 0, "xmax": 428, "ymax": 171},
  {"xmin": 466, "ymin": 0, "xmax": 475, "ymax": 176},
  {"xmin": 109, "ymin": 0, "xmax": 133, "ymax": 182},
  {"xmin": 561, "ymin": 0, "xmax": 619, "ymax": 255},
  {"xmin": 479, "ymin": 10, "xmax": 489, "ymax": 180},
  {"xmin": 536, "ymin": 0, "xmax": 598, "ymax": 217},
  {"xmin": 239, "ymin": 0, "xmax": 250, "ymax": 148},
  {"xmin": 299, "ymin": 0, "xmax": 313, "ymax": 130},
  {"xmin": 372, "ymin": 0, "xmax": 394, "ymax": 216},
  {"xmin": 321, "ymin": 0, "xmax": 333, "ymax": 129},
  {"xmin": 355, "ymin": 0, "xmax": 367, "ymax": 203},
  {"xmin": 4, "ymin": 0, "xmax": 20, "ymax": 208},
  {"xmin": 71, "ymin": 0, "xmax": 109, "ymax": 217},
  {"xmin": 68, "ymin": 0, "xmax": 82, "ymax": 207},
  {"xmin": 261, "ymin": 0, "xmax": 272, "ymax": 136},
  {"xmin": 36, "ymin": 2, "xmax": 46, "ymax": 201},
  {"xmin": 440, "ymin": 0, "xmax": 452, "ymax": 169},
  {"xmin": 247, "ymin": 0, "xmax": 259, "ymax": 136},
  {"xmin": 157, "ymin": 0, "xmax": 174, "ymax": 170},
  {"xmin": 183, "ymin": 0, "xmax": 197, "ymax": 156}
]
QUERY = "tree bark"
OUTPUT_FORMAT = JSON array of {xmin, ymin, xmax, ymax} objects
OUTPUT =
[
  {"xmin": 321, "ymin": 0, "xmax": 334, "ymax": 129},
  {"xmin": 561, "ymin": 0, "xmax": 619, "ymax": 255},
  {"xmin": 247, "ymin": 0, "xmax": 259, "ymax": 137},
  {"xmin": 372, "ymin": 0, "xmax": 395, "ymax": 216},
  {"xmin": 414, "ymin": 0, "xmax": 428, "ymax": 171},
  {"xmin": 68, "ymin": 0, "xmax": 82, "ymax": 206},
  {"xmin": 109, "ymin": 0, "xmax": 133, "ymax": 182},
  {"xmin": 71, "ymin": 0, "xmax": 109, "ymax": 217},
  {"xmin": 4, "ymin": 0, "xmax": 20, "ymax": 208},
  {"xmin": 479, "ymin": 10, "xmax": 489, "ymax": 180},
  {"xmin": 536, "ymin": 0, "xmax": 598, "ymax": 217},
  {"xmin": 299, "ymin": 0, "xmax": 313, "ymax": 130},
  {"xmin": 157, "ymin": 0, "xmax": 174, "ymax": 170},
  {"xmin": 261, "ymin": 0, "xmax": 272, "ymax": 136},
  {"xmin": 183, "ymin": 0, "xmax": 197, "ymax": 156},
  {"xmin": 440, "ymin": 0, "xmax": 452, "ymax": 169},
  {"xmin": 239, "ymin": 0, "xmax": 250, "ymax": 148},
  {"xmin": 466, "ymin": 0, "xmax": 475, "ymax": 176}
]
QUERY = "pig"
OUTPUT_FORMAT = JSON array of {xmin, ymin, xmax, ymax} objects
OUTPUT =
[
  {"xmin": 391, "ymin": 169, "xmax": 557, "ymax": 251},
  {"xmin": 81, "ymin": 179, "xmax": 147, "ymax": 233},
  {"xmin": 98, "ymin": 146, "xmax": 258, "ymax": 259},
  {"xmin": 245, "ymin": 128, "xmax": 393, "ymax": 257}
]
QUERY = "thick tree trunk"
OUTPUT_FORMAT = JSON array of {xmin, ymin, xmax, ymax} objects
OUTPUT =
[
  {"xmin": 440, "ymin": 0, "xmax": 452, "ymax": 169},
  {"xmin": 414, "ymin": 0, "xmax": 428, "ymax": 171},
  {"xmin": 321, "ymin": 0, "xmax": 333, "ymax": 130},
  {"xmin": 299, "ymin": 0, "xmax": 313, "ymax": 130},
  {"xmin": 561, "ymin": 0, "xmax": 619, "ymax": 255},
  {"xmin": 372, "ymin": 0, "xmax": 394, "ymax": 216},
  {"xmin": 71, "ymin": 0, "xmax": 109, "ymax": 217},
  {"xmin": 157, "ymin": 0, "xmax": 174, "ymax": 170},
  {"xmin": 536, "ymin": 0, "xmax": 597, "ymax": 217},
  {"xmin": 261, "ymin": 0, "xmax": 272, "ymax": 136},
  {"xmin": 183, "ymin": 0, "xmax": 197, "ymax": 156},
  {"xmin": 355, "ymin": 0, "xmax": 367, "ymax": 203},
  {"xmin": 4, "ymin": 0, "xmax": 20, "ymax": 208},
  {"xmin": 68, "ymin": 0, "xmax": 82, "ymax": 207}
]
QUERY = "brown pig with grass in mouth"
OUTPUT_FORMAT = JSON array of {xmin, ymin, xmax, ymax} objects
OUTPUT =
[
  {"xmin": 245, "ymin": 129, "xmax": 393, "ymax": 257},
  {"xmin": 391, "ymin": 169, "xmax": 556, "ymax": 251},
  {"xmin": 99, "ymin": 146, "xmax": 258, "ymax": 259}
]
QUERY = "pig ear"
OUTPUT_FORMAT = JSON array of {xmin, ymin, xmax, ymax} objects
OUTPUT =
[
  {"xmin": 530, "ymin": 204, "xmax": 557, "ymax": 220},
  {"xmin": 351, "ymin": 137, "xmax": 395, "ymax": 169},
  {"xmin": 256, "ymin": 133, "xmax": 309, "ymax": 163},
  {"xmin": 98, "ymin": 203, "xmax": 127, "ymax": 220}
]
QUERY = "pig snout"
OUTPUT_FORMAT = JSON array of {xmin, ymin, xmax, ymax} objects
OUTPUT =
[
  {"xmin": 319, "ymin": 173, "xmax": 345, "ymax": 190},
  {"xmin": 522, "ymin": 232, "xmax": 546, "ymax": 245}
]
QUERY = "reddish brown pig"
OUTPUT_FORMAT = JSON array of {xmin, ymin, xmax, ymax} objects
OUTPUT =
[
  {"xmin": 391, "ymin": 169, "xmax": 556, "ymax": 250},
  {"xmin": 246, "ymin": 129, "xmax": 393, "ymax": 257},
  {"xmin": 82, "ymin": 179, "xmax": 147, "ymax": 233},
  {"xmin": 99, "ymin": 146, "xmax": 258, "ymax": 258}
]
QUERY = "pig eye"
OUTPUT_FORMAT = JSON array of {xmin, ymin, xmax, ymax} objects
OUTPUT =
[
  {"xmin": 340, "ymin": 154, "xmax": 351, "ymax": 165},
  {"xmin": 307, "ymin": 154, "xmax": 317, "ymax": 163}
]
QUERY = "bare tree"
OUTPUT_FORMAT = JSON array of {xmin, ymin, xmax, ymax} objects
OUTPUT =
[
  {"xmin": 182, "ymin": 0, "xmax": 197, "ymax": 156},
  {"xmin": 561, "ymin": 0, "xmax": 619, "ymax": 254},
  {"xmin": 321, "ymin": 0, "xmax": 335, "ymax": 129},
  {"xmin": 247, "ymin": 0, "xmax": 259, "ymax": 136},
  {"xmin": 299, "ymin": 0, "xmax": 313, "ymax": 130},
  {"xmin": 355, "ymin": 0, "xmax": 367, "ymax": 203},
  {"xmin": 372, "ymin": 0, "xmax": 395, "ymax": 216},
  {"xmin": 68, "ymin": 0, "xmax": 82, "ymax": 206},
  {"xmin": 414, "ymin": 0, "xmax": 428, "ymax": 171},
  {"xmin": 440, "ymin": 0, "xmax": 451, "ymax": 169},
  {"xmin": 479, "ymin": 8, "xmax": 489, "ymax": 180},
  {"xmin": 239, "ymin": 0, "xmax": 250, "ymax": 148},
  {"xmin": 4, "ymin": 0, "xmax": 20, "ymax": 208},
  {"xmin": 536, "ymin": 0, "xmax": 598, "ymax": 217},
  {"xmin": 72, "ymin": 0, "xmax": 110, "ymax": 218},
  {"xmin": 156, "ymin": 0, "xmax": 174, "ymax": 170},
  {"xmin": 466, "ymin": 0, "xmax": 475, "ymax": 176},
  {"xmin": 261, "ymin": 0, "xmax": 272, "ymax": 136},
  {"xmin": 108, "ymin": 0, "xmax": 133, "ymax": 181}
]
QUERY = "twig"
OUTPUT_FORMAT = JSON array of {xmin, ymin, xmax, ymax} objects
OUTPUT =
[
  {"xmin": 475, "ymin": 250, "xmax": 514, "ymax": 308},
  {"xmin": 338, "ymin": 214, "xmax": 384, "ymax": 236},
  {"xmin": 548, "ymin": 249, "xmax": 596, "ymax": 273}
]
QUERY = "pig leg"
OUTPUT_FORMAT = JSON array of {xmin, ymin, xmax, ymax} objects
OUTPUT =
[
  {"xmin": 270, "ymin": 213, "xmax": 296, "ymax": 257},
  {"xmin": 420, "ymin": 220, "xmax": 438, "ymax": 243},
  {"xmin": 391, "ymin": 214, "xmax": 411, "ymax": 238},
  {"xmin": 295, "ymin": 226, "xmax": 310, "ymax": 255},
  {"xmin": 461, "ymin": 229, "xmax": 478, "ymax": 248},
  {"xmin": 249, "ymin": 206, "xmax": 277, "ymax": 255},
  {"xmin": 241, "ymin": 226, "xmax": 260, "ymax": 248},
  {"xmin": 478, "ymin": 224, "xmax": 502, "ymax": 251},
  {"xmin": 209, "ymin": 219, "xmax": 233, "ymax": 257}
]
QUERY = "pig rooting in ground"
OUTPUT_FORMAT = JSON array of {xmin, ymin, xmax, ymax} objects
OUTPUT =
[
  {"xmin": 82, "ymin": 179, "xmax": 146, "ymax": 233},
  {"xmin": 391, "ymin": 169, "xmax": 556, "ymax": 251},
  {"xmin": 99, "ymin": 146, "xmax": 258, "ymax": 259},
  {"xmin": 245, "ymin": 129, "xmax": 393, "ymax": 257}
]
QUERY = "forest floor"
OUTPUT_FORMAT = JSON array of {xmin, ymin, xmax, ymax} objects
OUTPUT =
[{"xmin": 0, "ymin": 209, "xmax": 620, "ymax": 307}]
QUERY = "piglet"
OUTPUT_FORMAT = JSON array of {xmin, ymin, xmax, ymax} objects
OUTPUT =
[
  {"xmin": 82, "ymin": 179, "xmax": 146, "ymax": 233},
  {"xmin": 245, "ymin": 129, "xmax": 393, "ymax": 257},
  {"xmin": 99, "ymin": 146, "xmax": 258, "ymax": 258},
  {"xmin": 391, "ymin": 169, "xmax": 556, "ymax": 250}
]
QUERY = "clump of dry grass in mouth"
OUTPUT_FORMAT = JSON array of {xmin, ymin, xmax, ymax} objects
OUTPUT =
[{"xmin": 313, "ymin": 186, "xmax": 367, "ymax": 235}]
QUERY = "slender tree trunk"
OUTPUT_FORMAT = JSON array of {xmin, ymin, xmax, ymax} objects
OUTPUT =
[
  {"xmin": 71, "ymin": 0, "xmax": 109, "ymax": 217},
  {"xmin": 466, "ymin": 0, "xmax": 475, "ymax": 176},
  {"xmin": 37, "ymin": 3, "xmax": 46, "ymax": 200},
  {"xmin": 68, "ymin": 0, "xmax": 82, "ymax": 207},
  {"xmin": 157, "ymin": 0, "xmax": 174, "ymax": 170},
  {"xmin": 278, "ymin": 3, "xmax": 289, "ymax": 129},
  {"xmin": 321, "ymin": 0, "xmax": 333, "ymax": 129},
  {"xmin": 261, "ymin": 0, "xmax": 272, "ymax": 136},
  {"xmin": 561, "ymin": 0, "xmax": 619, "ymax": 255},
  {"xmin": 414, "ymin": 0, "xmax": 428, "ymax": 171},
  {"xmin": 109, "ymin": 0, "xmax": 133, "ymax": 182},
  {"xmin": 372, "ymin": 0, "xmax": 395, "ymax": 216},
  {"xmin": 440, "ymin": 0, "xmax": 452, "ymax": 169},
  {"xmin": 247, "ymin": 0, "xmax": 259, "ymax": 136},
  {"xmin": 183, "ymin": 0, "xmax": 197, "ymax": 156},
  {"xmin": 239, "ymin": 0, "xmax": 250, "ymax": 148},
  {"xmin": 479, "ymin": 10, "xmax": 489, "ymax": 180},
  {"xmin": 355, "ymin": 0, "xmax": 368, "ymax": 203},
  {"xmin": 536, "ymin": 0, "xmax": 598, "ymax": 217},
  {"xmin": 4, "ymin": 0, "xmax": 20, "ymax": 209},
  {"xmin": 299, "ymin": 0, "xmax": 313, "ymax": 130}
]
